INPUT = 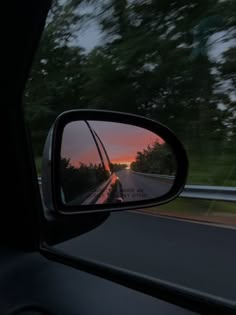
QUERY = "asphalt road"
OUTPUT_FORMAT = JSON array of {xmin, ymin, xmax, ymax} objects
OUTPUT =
[
  {"xmin": 117, "ymin": 169, "xmax": 173, "ymax": 201},
  {"xmin": 57, "ymin": 211, "xmax": 236, "ymax": 302}
]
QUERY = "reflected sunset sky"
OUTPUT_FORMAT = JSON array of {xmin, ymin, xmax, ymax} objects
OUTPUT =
[{"xmin": 61, "ymin": 120, "xmax": 164, "ymax": 167}]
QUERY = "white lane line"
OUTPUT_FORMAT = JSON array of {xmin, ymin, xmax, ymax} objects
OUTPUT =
[{"xmin": 129, "ymin": 210, "xmax": 236, "ymax": 231}]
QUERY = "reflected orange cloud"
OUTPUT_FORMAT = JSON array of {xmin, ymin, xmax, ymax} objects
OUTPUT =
[
  {"xmin": 101, "ymin": 131, "xmax": 164, "ymax": 149},
  {"xmin": 62, "ymin": 121, "xmax": 167, "ymax": 169},
  {"xmin": 111, "ymin": 155, "xmax": 135, "ymax": 165},
  {"xmin": 70, "ymin": 147, "xmax": 102, "ymax": 167}
]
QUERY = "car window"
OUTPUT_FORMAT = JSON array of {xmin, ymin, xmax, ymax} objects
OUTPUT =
[
  {"xmin": 60, "ymin": 120, "xmax": 110, "ymax": 204},
  {"xmin": 24, "ymin": 0, "xmax": 236, "ymax": 304},
  {"xmin": 25, "ymin": 0, "xmax": 236, "ymax": 217},
  {"xmin": 92, "ymin": 129, "xmax": 111, "ymax": 173},
  {"xmin": 24, "ymin": 0, "xmax": 236, "ymax": 188}
]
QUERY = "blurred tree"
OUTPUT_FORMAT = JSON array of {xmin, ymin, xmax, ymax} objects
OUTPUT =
[
  {"xmin": 24, "ymin": 0, "xmax": 86, "ymax": 155},
  {"xmin": 82, "ymin": 0, "xmax": 231, "ymax": 154},
  {"xmin": 24, "ymin": 0, "xmax": 236, "ymax": 185}
]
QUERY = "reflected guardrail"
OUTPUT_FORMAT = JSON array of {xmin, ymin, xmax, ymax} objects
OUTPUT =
[
  {"xmin": 130, "ymin": 171, "xmax": 174, "ymax": 180},
  {"xmin": 37, "ymin": 176, "xmax": 236, "ymax": 202}
]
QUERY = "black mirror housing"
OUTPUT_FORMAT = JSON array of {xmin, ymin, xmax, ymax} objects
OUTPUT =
[{"xmin": 42, "ymin": 110, "xmax": 188, "ymax": 214}]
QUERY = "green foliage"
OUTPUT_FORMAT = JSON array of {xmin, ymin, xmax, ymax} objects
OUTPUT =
[
  {"xmin": 188, "ymin": 153, "xmax": 236, "ymax": 186},
  {"xmin": 24, "ymin": 0, "xmax": 236, "ymax": 186},
  {"xmin": 24, "ymin": 0, "xmax": 86, "ymax": 155},
  {"xmin": 149, "ymin": 198, "xmax": 236, "ymax": 216}
]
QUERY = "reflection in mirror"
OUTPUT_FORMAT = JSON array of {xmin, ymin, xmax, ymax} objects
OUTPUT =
[{"xmin": 60, "ymin": 121, "xmax": 176, "ymax": 206}]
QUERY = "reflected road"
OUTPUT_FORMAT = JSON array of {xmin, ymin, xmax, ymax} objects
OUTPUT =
[{"xmin": 117, "ymin": 169, "xmax": 173, "ymax": 201}]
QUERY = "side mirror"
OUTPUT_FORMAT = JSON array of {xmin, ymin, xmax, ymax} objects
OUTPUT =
[{"xmin": 42, "ymin": 110, "xmax": 188, "ymax": 214}]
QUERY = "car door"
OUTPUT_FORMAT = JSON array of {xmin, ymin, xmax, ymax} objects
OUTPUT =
[
  {"xmin": 90, "ymin": 124, "xmax": 123, "ymax": 204},
  {"xmin": 1, "ymin": 0, "xmax": 235, "ymax": 315},
  {"xmin": 60, "ymin": 120, "xmax": 110, "ymax": 205}
]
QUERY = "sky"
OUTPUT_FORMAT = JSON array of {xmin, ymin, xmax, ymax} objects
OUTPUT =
[
  {"xmin": 61, "ymin": 120, "xmax": 164, "ymax": 167},
  {"xmin": 73, "ymin": 1, "xmax": 103, "ymax": 52},
  {"xmin": 73, "ymin": 1, "xmax": 236, "ymax": 60}
]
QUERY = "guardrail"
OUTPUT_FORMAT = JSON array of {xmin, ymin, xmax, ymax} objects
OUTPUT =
[
  {"xmin": 181, "ymin": 185, "xmax": 236, "ymax": 202},
  {"xmin": 38, "ymin": 177, "xmax": 236, "ymax": 202}
]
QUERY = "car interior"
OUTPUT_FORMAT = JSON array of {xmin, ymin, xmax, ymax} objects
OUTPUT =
[{"xmin": 1, "ymin": 1, "xmax": 235, "ymax": 314}]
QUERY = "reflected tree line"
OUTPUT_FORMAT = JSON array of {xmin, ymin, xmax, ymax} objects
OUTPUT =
[
  {"xmin": 60, "ymin": 158, "xmax": 110, "ymax": 203},
  {"xmin": 131, "ymin": 142, "xmax": 175, "ymax": 175},
  {"xmin": 25, "ymin": 0, "xmax": 236, "ymax": 185},
  {"xmin": 60, "ymin": 158, "xmax": 127, "ymax": 203},
  {"xmin": 61, "ymin": 141, "xmax": 174, "ymax": 203}
]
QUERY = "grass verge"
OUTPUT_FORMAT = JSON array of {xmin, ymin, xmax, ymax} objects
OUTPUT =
[{"xmin": 137, "ymin": 198, "xmax": 236, "ymax": 227}]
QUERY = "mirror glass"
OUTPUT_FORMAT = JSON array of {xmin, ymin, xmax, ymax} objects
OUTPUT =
[{"xmin": 60, "ymin": 121, "xmax": 177, "ymax": 206}]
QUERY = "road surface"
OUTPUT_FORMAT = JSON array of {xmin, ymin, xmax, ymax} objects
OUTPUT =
[
  {"xmin": 117, "ymin": 169, "xmax": 173, "ymax": 201},
  {"xmin": 56, "ymin": 211, "xmax": 236, "ymax": 302}
]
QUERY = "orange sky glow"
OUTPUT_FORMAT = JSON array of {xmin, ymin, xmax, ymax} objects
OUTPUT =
[{"xmin": 62, "ymin": 120, "xmax": 165, "ymax": 168}]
